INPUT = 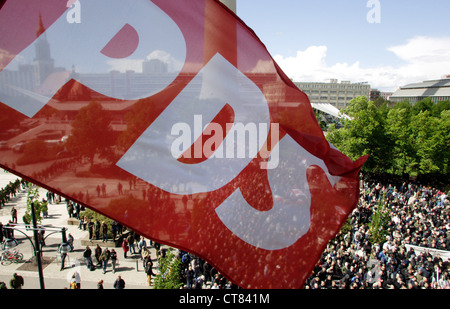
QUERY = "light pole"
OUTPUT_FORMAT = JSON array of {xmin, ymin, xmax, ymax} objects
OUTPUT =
[
  {"xmin": 3, "ymin": 222, "xmax": 70, "ymax": 289},
  {"xmin": 30, "ymin": 199, "xmax": 45, "ymax": 289}
]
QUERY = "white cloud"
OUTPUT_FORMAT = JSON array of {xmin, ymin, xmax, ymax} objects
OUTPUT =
[
  {"xmin": 273, "ymin": 36, "xmax": 450, "ymax": 92},
  {"xmin": 146, "ymin": 50, "xmax": 184, "ymax": 72},
  {"xmin": 107, "ymin": 58, "xmax": 144, "ymax": 73},
  {"xmin": 107, "ymin": 50, "xmax": 184, "ymax": 73}
]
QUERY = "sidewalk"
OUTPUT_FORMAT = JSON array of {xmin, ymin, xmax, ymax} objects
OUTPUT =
[{"xmin": 0, "ymin": 170, "xmax": 161, "ymax": 289}]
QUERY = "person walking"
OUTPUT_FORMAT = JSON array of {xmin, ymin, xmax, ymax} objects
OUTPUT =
[
  {"xmin": 94, "ymin": 219, "xmax": 100, "ymax": 240},
  {"xmin": 70, "ymin": 277, "xmax": 77, "ymax": 289},
  {"xmin": 113, "ymin": 275, "xmax": 125, "ymax": 289},
  {"xmin": 111, "ymin": 221, "xmax": 118, "ymax": 242},
  {"xmin": 60, "ymin": 250, "xmax": 67, "ymax": 271},
  {"xmin": 101, "ymin": 221, "xmax": 108, "ymax": 242},
  {"xmin": 67, "ymin": 202, "xmax": 74, "ymax": 218},
  {"xmin": 72, "ymin": 271, "xmax": 81, "ymax": 289},
  {"xmin": 10, "ymin": 207, "xmax": 17, "ymax": 223},
  {"xmin": 122, "ymin": 238, "xmax": 129, "ymax": 259},
  {"xmin": 87, "ymin": 219, "xmax": 94, "ymax": 240},
  {"xmin": 83, "ymin": 246, "xmax": 94, "ymax": 270},
  {"xmin": 145, "ymin": 256, "xmax": 155, "ymax": 287},
  {"xmin": 127, "ymin": 233, "xmax": 136, "ymax": 255},
  {"xmin": 9, "ymin": 273, "xmax": 24, "ymax": 289},
  {"xmin": 94, "ymin": 244, "xmax": 102, "ymax": 266},
  {"xmin": 100, "ymin": 247, "xmax": 111, "ymax": 274},
  {"xmin": 138, "ymin": 236, "xmax": 147, "ymax": 254},
  {"xmin": 110, "ymin": 249, "xmax": 118, "ymax": 273}
]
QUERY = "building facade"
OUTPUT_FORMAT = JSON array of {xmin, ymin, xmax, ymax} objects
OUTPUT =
[
  {"xmin": 294, "ymin": 79, "xmax": 371, "ymax": 109},
  {"xmin": 390, "ymin": 77, "xmax": 450, "ymax": 105}
]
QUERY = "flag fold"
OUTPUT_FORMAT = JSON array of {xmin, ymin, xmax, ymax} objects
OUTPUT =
[{"xmin": 0, "ymin": 0, "xmax": 366, "ymax": 288}]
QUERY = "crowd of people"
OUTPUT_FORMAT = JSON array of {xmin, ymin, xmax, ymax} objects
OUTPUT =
[
  {"xmin": 76, "ymin": 174, "xmax": 448, "ymax": 290},
  {"xmin": 1, "ymin": 168, "xmax": 448, "ymax": 289},
  {"xmin": 304, "ymin": 175, "xmax": 449, "ymax": 289},
  {"xmin": 163, "ymin": 175, "xmax": 448, "ymax": 290}
]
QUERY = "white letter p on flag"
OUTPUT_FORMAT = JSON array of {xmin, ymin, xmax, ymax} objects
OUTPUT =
[
  {"xmin": 0, "ymin": 0, "xmax": 186, "ymax": 118},
  {"xmin": 116, "ymin": 54, "xmax": 271, "ymax": 194}
]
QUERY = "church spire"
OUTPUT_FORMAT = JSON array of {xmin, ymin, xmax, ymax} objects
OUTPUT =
[{"xmin": 36, "ymin": 12, "xmax": 46, "ymax": 37}]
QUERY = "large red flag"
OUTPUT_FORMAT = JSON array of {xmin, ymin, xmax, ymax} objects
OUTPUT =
[{"xmin": 0, "ymin": 0, "xmax": 367, "ymax": 288}]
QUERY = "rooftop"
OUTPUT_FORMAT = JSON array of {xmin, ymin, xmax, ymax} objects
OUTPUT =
[{"xmin": 391, "ymin": 78, "xmax": 450, "ymax": 99}]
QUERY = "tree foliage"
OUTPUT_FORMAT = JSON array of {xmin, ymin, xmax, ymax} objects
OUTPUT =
[
  {"xmin": 327, "ymin": 97, "xmax": 449, "ymax": 178},
  {"xmin": 368, "ymin": 200, "xmax": 391, "ymax": 245},
  {"xmin": 66, "ymin": 101, "xmax": 116, "ymax": 167},
  {"xmin": 153, "ymin": 249, "xmax": 183, "ymax": 289},
  {"xmin": 23, "ymin": 183, "xmax": 47, "ymax": 224}
]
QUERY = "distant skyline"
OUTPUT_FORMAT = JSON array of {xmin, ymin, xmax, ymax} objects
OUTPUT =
[{"xmin": 236, "ymin": 0, "xmax": 450, "ymax": 92}]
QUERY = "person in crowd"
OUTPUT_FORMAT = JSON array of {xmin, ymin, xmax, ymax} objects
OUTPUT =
[
  {"xmin": 303, "ymin": 175, "xmax": 449, "ymax": 289},
  {"xmin": 113, "ymin": 275, "xmax": 125, "ymax": 289},
  {"xmin": 110, "ymin": 248, "xmax": 118, "ymax": 273},
  {"xmin": 9, "ymin": 273, "xmax": 24, "ymax": 289},
  {"xmin": 83, "ymin": 245, "xmax": 94, "ymax": 270}
]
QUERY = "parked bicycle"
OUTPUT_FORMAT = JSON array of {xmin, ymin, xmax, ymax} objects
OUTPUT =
[{"xmin": 1, "ymin": 248, "xmax": 24, "ymax": 265}]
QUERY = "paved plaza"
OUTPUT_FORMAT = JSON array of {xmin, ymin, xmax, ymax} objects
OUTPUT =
[{"xmin": 0, "ymin": 170, "xmax": 161, "ymax": 289}]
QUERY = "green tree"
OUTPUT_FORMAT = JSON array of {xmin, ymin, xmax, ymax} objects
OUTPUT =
[
  {"xmin": 410, "ymin": 110, "xmax": 448, "ymax": 174},
  {"xmin": 117, "ymin": 97, "xmax": 158, "ymax": 151},
  {"xmin": 437, "ymin": 110, "xmax": 450, "ymax": 174},
  {"xmin": 66, "ymin": 101, "xmax": 116, "ymax": 167},
  {"xmin": 328, "ymin": 96, "xmax": 449, "ymax": 178},
  {"xmin": 411, "ymin": 97, "xmax": 434, "ymax": 116},
  {"xmin": 22, "ymin": 184, "xmax": 47, "ymax": 224},
  {"xmin": 327, "ymin": 96, "xmax": 392, "ymax": 173},
  {"xmin": 385, "ymin": 106, "xmax": 414, "ymax": 175},
  {"xmin": 368, "ymin": 200, "xmax": 391, "ymax": 245},
  {"xmin": 153, "ymin": 249, "xmax": 183, "ymax": 289}
]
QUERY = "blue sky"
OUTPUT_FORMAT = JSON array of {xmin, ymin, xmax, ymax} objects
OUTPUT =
[{"xmin": 236, "ymin": 0, "xmax": 450, "ymax": 92}]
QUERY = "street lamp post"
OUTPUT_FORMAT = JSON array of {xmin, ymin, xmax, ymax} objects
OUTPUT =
[
  {"xmin": 30, "ymin": 200, "xmax": 45, "ymax": 289},
  {"xmin": 2, "ymin": 220, "xmax": 70, "ymax": 289}
]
